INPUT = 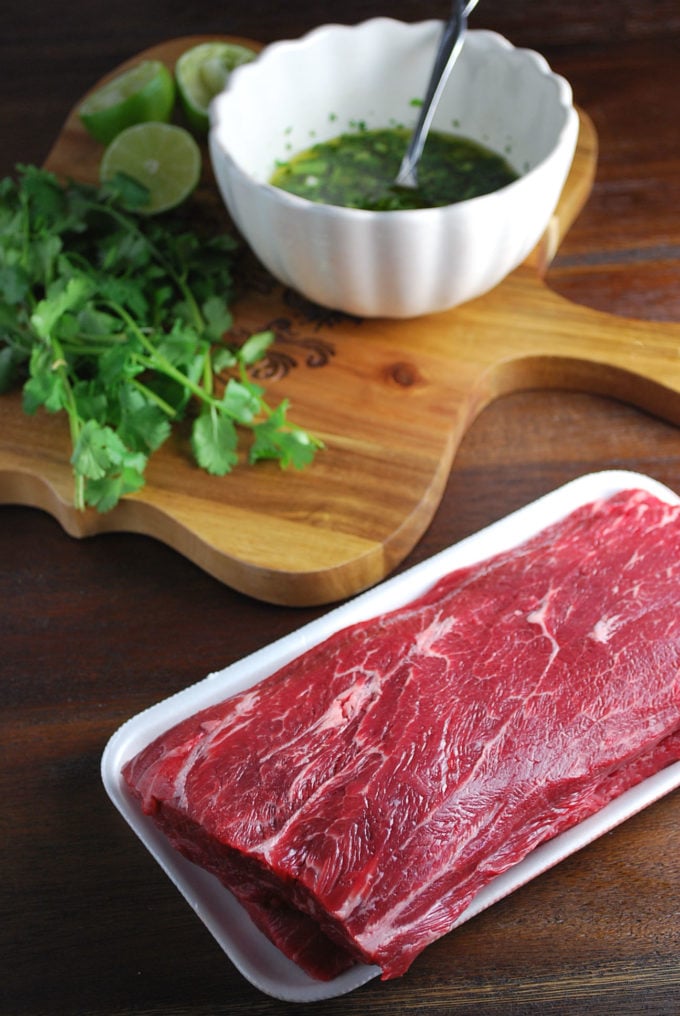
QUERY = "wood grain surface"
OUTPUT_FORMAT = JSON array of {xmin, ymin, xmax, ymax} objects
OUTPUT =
[
  {"xmin": 3, "ymin": 37, "xmax": 680, "ymax": 606},
  {"xmin": 2, "ymin": 3, "xmax": 680, "ymax": 1015}
]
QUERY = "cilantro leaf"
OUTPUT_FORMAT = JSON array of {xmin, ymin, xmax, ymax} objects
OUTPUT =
[
  {"xmin": 202, "ymin": 295, "xmax": 233, "ymax": 342},
  {"xmin": 220, "ymin": 377, "xmax": 263, "ymax": 425},
  {"xmin": 191, "ymin": 409, "xmax": 239, "ymax": 475},
  {"xmin": 30, "ymin": 275, "xmax": 93, "ymax": 340},
  {"xmin": 238, "ymin": 329, "xmax": 274, "ymax": 366},
  {"xmin": 211, "ymin": 345, "xmax": 238, "ymax": 373},
  {"xmin": 116, "ymin": 383, "xmax": 172, "ymax": 454},
  {"xmin": 0, "ymin": 262, "xmax": 31, "ymax": 305},
  {"xmin": 71, "ymin": 419, "xmax": 131, "ymax": 481},
  {"xmin": 250, "ymin": 401, "xmax": 324, "ymax": 469},
  {"xmin": 22, "ymin": 345, "xmax": 70, "ymax": 414}
]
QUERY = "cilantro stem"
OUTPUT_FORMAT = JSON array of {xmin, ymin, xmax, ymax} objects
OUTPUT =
[
  {"xmin": 100, "ymin": 300, "xmax": 222, "ymax": 413},
  {"xmin": 202, "ymin": 346, "xmax": 214, "ymax": 399},
  {"xmin": 49, "ymin": 335, "xmax": 86, "ymax": 509},
  {"xmin": 131, "ymin": 377, "xmax": 180, "ymax": 419},
  {"xmin": 134, "ymin": 351, "xmax": 219, "ymax": 408},
  {"xmin": 60, "ymin": 335, "xmax": 129, "ymax": 353}
]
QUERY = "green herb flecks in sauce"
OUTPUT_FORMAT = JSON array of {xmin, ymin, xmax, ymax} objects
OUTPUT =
[{"xmin": 270, "ymin": 126, "xmax": 519, "ymax": 211}]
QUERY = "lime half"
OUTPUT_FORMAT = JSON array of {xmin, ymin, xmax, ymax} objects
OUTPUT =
[
  {"xmin": 176, "ymin": 41, "xmax": 257, "ymax": 134},
  {"xmin": 79, "ymin": 60, "xmax": 175, "ymax": 145},
  {"xmin": 100, "ymin": 122, "xmax": 201, "ymax": 214}
]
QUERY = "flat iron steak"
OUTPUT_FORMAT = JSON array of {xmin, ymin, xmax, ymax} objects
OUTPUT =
[{"xmin": 123, "ymin": 488, "xmax": 680, "ymax": 980}]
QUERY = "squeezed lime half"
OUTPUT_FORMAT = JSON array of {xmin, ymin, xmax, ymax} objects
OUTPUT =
[
  {"xmin": 79, "ymin": 60, "xmax": 175, "ymax": 145},
  {"xmin": 175, "ymin": 41, "xmax": 257, "ymax": 133}
]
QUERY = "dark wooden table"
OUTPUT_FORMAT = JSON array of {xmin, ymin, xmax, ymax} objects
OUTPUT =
[{"xmin": 3, "ymin": 2, "xmax": 680, "ymax": 1014}]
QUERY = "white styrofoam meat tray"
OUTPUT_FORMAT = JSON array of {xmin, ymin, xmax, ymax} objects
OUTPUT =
[{"xmin": 102, "ymin": 470, "xmax": 680, "ymax": 1002}]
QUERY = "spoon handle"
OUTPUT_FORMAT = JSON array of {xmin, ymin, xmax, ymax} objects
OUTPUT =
[{"xmin": 395, "ymin": 0, "xmax": 474, "ymax": 188}]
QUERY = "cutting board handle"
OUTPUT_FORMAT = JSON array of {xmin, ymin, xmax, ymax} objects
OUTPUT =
[{"xmin": 467, "ymin": 273, "xmax": 680, "ymax": 429}]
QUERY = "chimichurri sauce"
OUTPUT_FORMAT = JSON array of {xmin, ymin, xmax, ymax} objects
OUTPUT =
[{"xmin": 270, "ymin": 127, "xmax": 519, "ymax": 210}]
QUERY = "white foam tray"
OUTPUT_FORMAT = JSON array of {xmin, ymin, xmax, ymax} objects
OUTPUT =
[{"xmin": 102, "ymin": 470, "xmax": 680, "ymax": 1002}]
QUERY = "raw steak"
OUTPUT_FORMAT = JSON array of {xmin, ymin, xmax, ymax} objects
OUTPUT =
[{"xmin": 123, "ymin": 488, "xmax": 680, "ymax": 981}]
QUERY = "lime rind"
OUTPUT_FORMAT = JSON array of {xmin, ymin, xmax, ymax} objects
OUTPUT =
[{"xmin": 79, "ymin": 60, "xmax": 175, "ymax": 145}]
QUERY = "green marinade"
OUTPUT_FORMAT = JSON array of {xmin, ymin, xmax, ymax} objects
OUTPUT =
[{"xmin": 270, "ymin": 126, "xmax": 519, "ymax": 210}]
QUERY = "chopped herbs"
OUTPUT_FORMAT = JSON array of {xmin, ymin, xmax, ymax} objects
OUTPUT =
[
  {"xmin": 271, "ymin": 126, "xmax": 519, "ymax": 211},
  {"xmin": 0, "ymin": 165, "xmax": 322, "ymax": 512}
]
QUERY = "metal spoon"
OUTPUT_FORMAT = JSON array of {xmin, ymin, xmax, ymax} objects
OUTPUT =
[{"xmin": 395, "ymin": 0, "xmax": 479, "ymax": 189}]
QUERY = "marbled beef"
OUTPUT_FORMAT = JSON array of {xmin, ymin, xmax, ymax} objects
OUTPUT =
[{"xmin": 123, "ymin": 489, "xmax": 680, "ymax": 980}]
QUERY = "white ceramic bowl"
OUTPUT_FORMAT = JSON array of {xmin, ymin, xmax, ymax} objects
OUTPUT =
[{"xmin": 209, "ymin": 19, "xmax": 579, "ymax": 318}]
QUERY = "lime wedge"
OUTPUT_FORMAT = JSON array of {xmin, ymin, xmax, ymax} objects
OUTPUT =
[
  {"xmin": 79, "ymin": 60, "xmax": 175, "ymax": 145},
  {"xmin": 176, "ymin": 41, "xmax": 257, "ymax": 134},
  {"xmin": 99, "ymin": 122, "xmax": 201, "ymax": 214}
]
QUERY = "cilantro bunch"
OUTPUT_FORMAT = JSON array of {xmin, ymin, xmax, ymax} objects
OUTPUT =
[{"xmin": 0, "ymin": 166, "xmax": 321, "ymax": 512}]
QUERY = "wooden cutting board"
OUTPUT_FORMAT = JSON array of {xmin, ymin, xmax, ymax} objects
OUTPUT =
[{"xmin": 3, "ymin": 35, "xmax": 680, "ymax": 607}]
